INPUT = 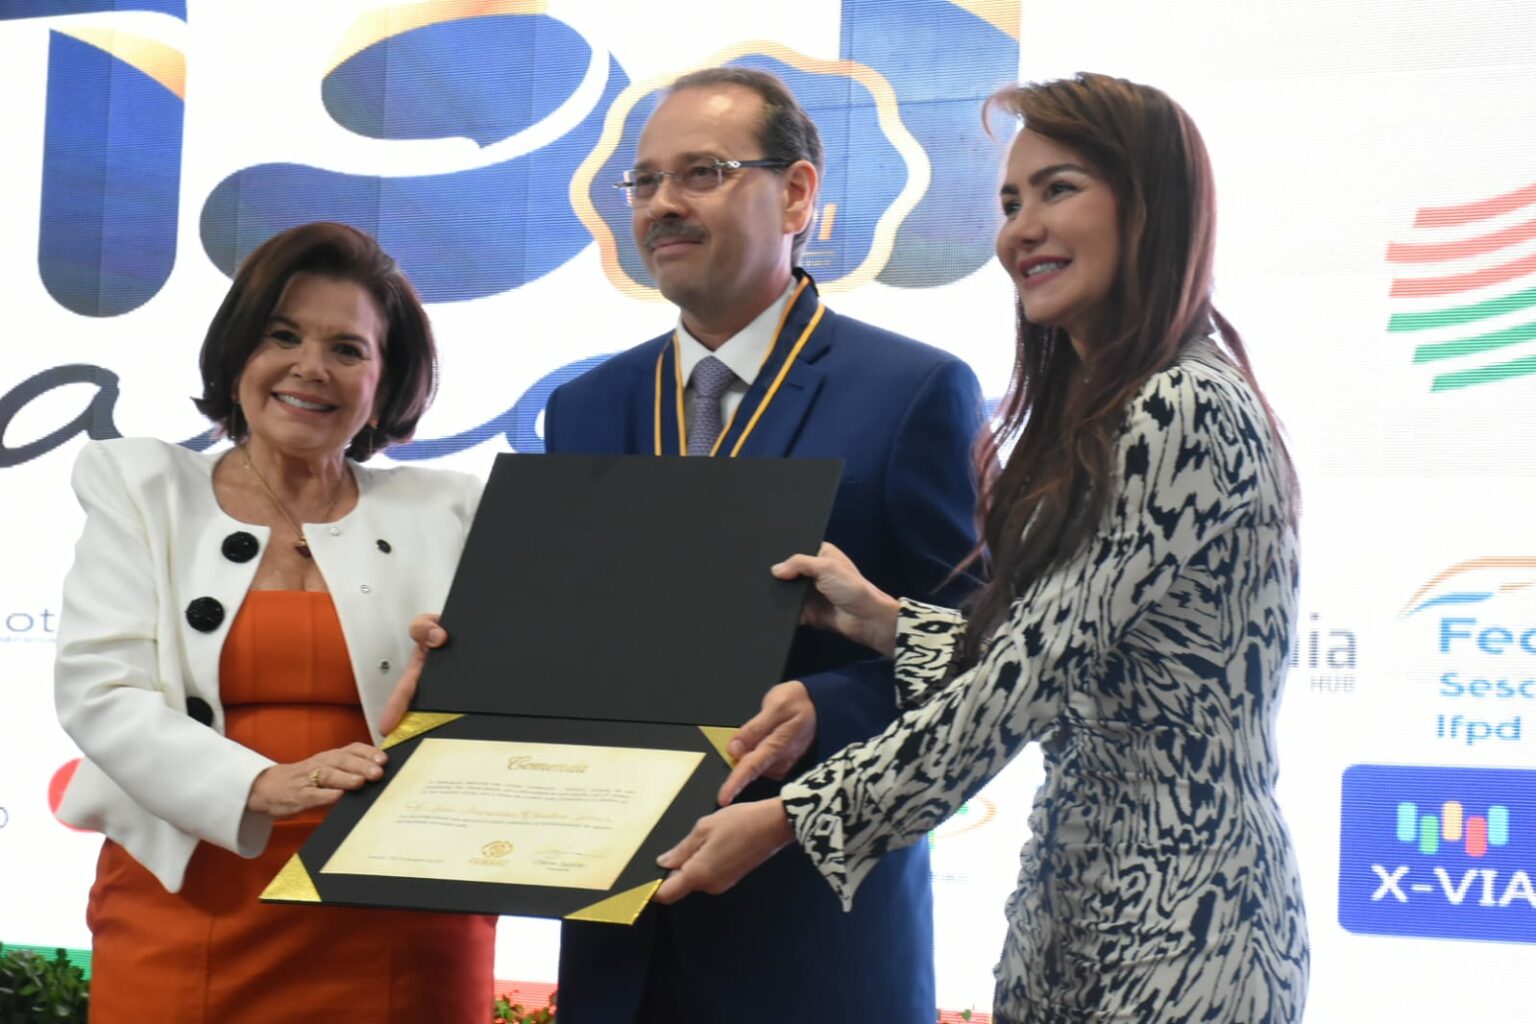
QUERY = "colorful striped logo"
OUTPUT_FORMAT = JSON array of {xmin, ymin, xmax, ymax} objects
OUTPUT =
[
  {"xmin": 1387, "ymin": 182, "xmax": 1536, "ymax": 391},
  {"xmin": 1396, "ymin": 800, "xmax": 1510, "ymax": 857}
]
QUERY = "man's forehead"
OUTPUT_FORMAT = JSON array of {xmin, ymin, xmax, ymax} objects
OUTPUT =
[{"xmin": 635, "ymin": 84, "xmax": 764, "ymax": 162}]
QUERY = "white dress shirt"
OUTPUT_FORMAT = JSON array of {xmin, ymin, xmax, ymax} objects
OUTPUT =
[{"xmin": 676, "ymin": 280, "xmax": 796, "ymax": 433}]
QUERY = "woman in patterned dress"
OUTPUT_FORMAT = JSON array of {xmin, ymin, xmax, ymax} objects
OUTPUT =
[{"xmin": 654, "ymin": 73, "xmax": 1310, "ymax": 1023}]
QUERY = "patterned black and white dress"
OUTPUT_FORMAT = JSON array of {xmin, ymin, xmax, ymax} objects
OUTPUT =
[{"xmin": 780, "ymin": 339, "xmax": 1309, "ymax": 1023}]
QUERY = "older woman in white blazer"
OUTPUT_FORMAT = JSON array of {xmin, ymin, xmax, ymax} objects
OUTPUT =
[{"xmin": 54, "ymin": 223, "xmax": 494, "ymax": 1023}]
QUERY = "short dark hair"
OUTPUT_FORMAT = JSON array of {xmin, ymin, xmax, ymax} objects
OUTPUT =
[
  {"xmin": 668, "ymin": 66, "xmax": 824, "ymax": 264},
  {"xmin": 193, "ymin": 222, "xmax": 436, "ymax": 461}
]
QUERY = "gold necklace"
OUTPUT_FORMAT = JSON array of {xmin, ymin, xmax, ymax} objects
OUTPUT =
[{"xmin": 238, "ymin": 445, "xmax": 347, "ymax": 559}]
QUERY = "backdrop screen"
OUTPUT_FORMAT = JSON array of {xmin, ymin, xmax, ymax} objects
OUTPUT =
[{"xmin": 2, "ymin": 1, "xmax": 1534, "ymax": 1019}]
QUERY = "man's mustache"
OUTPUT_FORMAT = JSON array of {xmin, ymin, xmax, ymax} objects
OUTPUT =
[{"xmin": 645, "ymin": 222, "xmax": 707, "ymax": 248}]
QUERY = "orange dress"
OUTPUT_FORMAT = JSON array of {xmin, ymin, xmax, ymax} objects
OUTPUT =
[{"xmin": 86, "ymin": 591, "xmax": 495, "ymax": 1024}]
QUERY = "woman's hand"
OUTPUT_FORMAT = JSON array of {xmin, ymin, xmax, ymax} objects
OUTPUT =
[
  {"xmin": 653, "ymin": 799, "xmax": 795, "ymax": 904},
  {"xmin": 772, "ymin": 542, "xmax": 900, "ymax": 657},
  {"xmin": 245, "ymin": 742, "xmax": 387, "ymax": 818},
  {"xmin": 378, "ymin": 612, "xmax": 450, "ymax": 736}
]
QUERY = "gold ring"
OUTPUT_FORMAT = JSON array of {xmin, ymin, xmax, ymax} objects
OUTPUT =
[{"xmin": 308, "ymin": 767, "xmax": 322, "ymax": 789}]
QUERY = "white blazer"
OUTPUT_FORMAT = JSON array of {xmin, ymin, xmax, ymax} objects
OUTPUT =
[{"xmin": 54, "ymin": 438, "xmax": 482, "ymax": 893}]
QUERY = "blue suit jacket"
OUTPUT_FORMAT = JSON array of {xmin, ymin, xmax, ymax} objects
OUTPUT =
[{"xmin": 544, "ymin": 276, "xmax": 984, "ymax": 1023}]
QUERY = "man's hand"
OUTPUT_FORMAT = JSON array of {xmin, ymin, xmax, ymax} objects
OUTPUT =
[
  {"xmin": 378, "ymin": 613, "xmax": 450, "ymax": 737},
  {"xmin": 653, "ymin": 799, "xmax": 795, "ymax": 904},
  {"xmin": 717, "ymin": 681, "xmax": 816, "ymax": 806}
]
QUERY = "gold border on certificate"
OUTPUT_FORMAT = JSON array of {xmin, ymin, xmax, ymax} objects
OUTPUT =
[{"xmin": 320, "ymin": 738, "xmax": 703, "ymax": 891}]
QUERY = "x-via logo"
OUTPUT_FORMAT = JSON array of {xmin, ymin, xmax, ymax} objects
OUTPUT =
[{"xmin": 1340, "ymin": 765, "xmax": 1536, "ymax": 944}]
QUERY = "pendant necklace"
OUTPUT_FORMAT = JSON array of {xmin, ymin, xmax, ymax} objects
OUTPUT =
[{"xmin": 239, "ymin": 445, "xmax": 347, "ymax": 558}]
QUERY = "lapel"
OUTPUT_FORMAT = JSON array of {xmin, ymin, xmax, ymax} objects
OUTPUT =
[
  {"xmin": 730, "ymin": 326, "xmax": 830, "ymax": 457},
  {"xmin": 714, "ymin": 271, "xmax": 832, "ymax": 458}
]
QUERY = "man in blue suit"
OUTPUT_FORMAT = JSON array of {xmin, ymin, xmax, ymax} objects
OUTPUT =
[{"xmin": 545, "ymin": 66, "xmax": 984, "ymax": 1023}]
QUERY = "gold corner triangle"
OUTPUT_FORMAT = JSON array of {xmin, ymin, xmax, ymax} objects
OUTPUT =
[
  {"xmin": 564, "ymin": 880, "xmax": 661, "ymax": 925},
  {"xmin": 262, "ymin": 854, "xmax": 322, "ymax": 903},
  {"xmin": 697, "ymin": 726, "xmax": 738, "ymax": 766},
  {"xmin": 382, "ymin": 711, "xmax": 464, "ymax": 750}
]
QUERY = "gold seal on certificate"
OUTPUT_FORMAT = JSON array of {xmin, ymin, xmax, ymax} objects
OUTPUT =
[{"xmin": 322, "ymin": 738, "xmax": 704, "ymax": 891}]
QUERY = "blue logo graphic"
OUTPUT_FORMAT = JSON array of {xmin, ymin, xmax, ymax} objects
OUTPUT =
[
  {"xmin": 0, "ymin": 1, "xmax": 182, "ymax": 18},
  {"xmin": 1340, "ymin": 764, "xmax": 1536, "ymax": 944},
  {"xmin": 34, "ymin": 25, "xmax": 184, "ymax": 316},
  {"xmin": 202, "ymin": 0, "xmax": 1017, "ymax": 305},
  {"xmin": 201, "ymin": 7, "xmax": 627, "ymax": 304},
  {"xmin": 838, "ymin": 0, "xmax": 1018, "ymax": 288},
  {"xmin": 577, "ymin": 0, "xmax": 1017, "ymax": 297},
  {"xmin": 0, "ymin": 1, "xmax": 1018, "ymax": 467},
  {"xmin": 5, "ymin": 4, "xmax": 187, "ymax": 317}
]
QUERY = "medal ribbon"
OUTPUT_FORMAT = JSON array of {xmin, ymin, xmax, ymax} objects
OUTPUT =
[{"xmin": 652, "ymin": 276, "xmax": 823, "ymax": 457}]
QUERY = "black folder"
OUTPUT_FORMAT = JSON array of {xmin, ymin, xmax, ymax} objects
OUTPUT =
[{"xmin": 264, "ymin": 454, "xmax": 841, "ymax": 923}]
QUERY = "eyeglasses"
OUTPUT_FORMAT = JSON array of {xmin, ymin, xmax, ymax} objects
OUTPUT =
[{"xmin": 614, "ymin": 158, "xmax": 793, "ymax": 206}]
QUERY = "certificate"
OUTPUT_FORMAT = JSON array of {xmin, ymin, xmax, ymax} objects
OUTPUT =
[
  {"xmin": 263, "ymin": 456, "xmax": 842, "ymax": 923},
  {"xmin": 262, "ymin": 714, "xmax": 736, "ymax": 923},
  {"xmin": 321, "ymin": 738, "xmax": 704, "ymax": 891}
]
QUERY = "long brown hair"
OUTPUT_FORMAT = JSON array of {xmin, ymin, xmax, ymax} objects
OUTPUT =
[{"xmin": 957, "ymin": 73, "xmax": 1294, "ymax": 667}]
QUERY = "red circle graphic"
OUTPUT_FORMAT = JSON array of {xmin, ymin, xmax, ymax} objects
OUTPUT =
[{"xmin": 48, "ymin": 758, "xmax": 91, "ymax": 832}]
